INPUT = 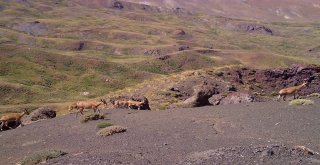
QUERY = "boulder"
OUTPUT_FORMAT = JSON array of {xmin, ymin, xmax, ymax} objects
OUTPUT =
[
  {"xmin": 209, "ymin": 92, "xmax": 256, "ymax": 106},
  {"xmin": 308, "ymin": 45, "xmax": 320, "ymax": 53},
  {"xmin": 238, "ymin": 24, "xmax": 273, "ymax": 35},
  {"xmin": 183, "ymin": 83, "xmax": 218, "ymax": 107},
  {"xmin": 144, "ymin": 49, "xmax": 162, "ymax": 56},
  {"xmin": 178, "ymin": 45, "xmax": 190, "ymax": 51},
  {"xmin": 175, "ymin": 29, "xmax": 186, "ymax": 36},
  {"xmin": 22, "ymin": 106, "xmax": 56, "ymax": 124},
  {"xmin": 113, "ymin": 1, "xmax": 124, "ymax": 9}
]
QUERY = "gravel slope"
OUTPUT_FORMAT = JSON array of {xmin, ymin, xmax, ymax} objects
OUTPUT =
[{"xmin": 1, "ymin": 99, "xmax": 320, "ymax": 164}]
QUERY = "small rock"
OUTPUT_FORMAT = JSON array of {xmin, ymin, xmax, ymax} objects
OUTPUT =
[{"xmin": 113, "ymin": 1, "xmax": 124, "ymax": 9}]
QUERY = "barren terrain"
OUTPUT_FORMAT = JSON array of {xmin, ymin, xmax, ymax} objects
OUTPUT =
[
  {"xmin": 1, "ymin": 1, "xmax": 320, "ymax": 164},
  {"xmin": 1, "ymin": 99, "xmax": 320, "ymax": 164}
]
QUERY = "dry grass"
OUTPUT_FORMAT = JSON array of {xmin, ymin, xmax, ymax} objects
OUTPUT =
[
  {"xmin": 289, "ymin": 99, "xmax": 314, "ymax": 106},
  {"xmin": 96, "ymin": 122, "xmax": 113, "ymax": 129},
  {"xmin": 1, "ymin": 0, "xmax": 320, "ymax": 109},
  {"xmin": 96, "ymin": 125, "xmax": 127, "ymax": 136},
  {"xmin": 307, "ymin": 93, "xmax": 320, "ymax": 98},
  {"xmin": 80, "ymin": 113, "xmax": 105, "ymax": 123},
  {"xmin": 19, "ymin": 150, "xmax": 67, "ymax": 165}
]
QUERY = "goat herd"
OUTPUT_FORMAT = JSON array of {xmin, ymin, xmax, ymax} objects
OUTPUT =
[
  {"xmin": 68, "ymin": 98, "xmax": 146, "ymax": 117},
  {"xmin": 0, "ymin": 82, "xmax": 310, "ymax": 131}
]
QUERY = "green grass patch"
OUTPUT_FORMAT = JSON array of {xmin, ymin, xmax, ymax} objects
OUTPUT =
[
  {"xmin": 96, "ymin": 122, "xmax": 113, "ymax": 129},
  {"xmin": 271, "ymin": 91, "xmax": 278, "ymax": 97},
  {"xmin": 20, "ymin": 150, "xmax": 67, "ymax": 165},
  {"xmin": 289, "ymin": 99, "xmax": 314, "ymax": 106},
  {"xmin": 80, "ymin": 113, "xmax": 105, "ymax": 123}
]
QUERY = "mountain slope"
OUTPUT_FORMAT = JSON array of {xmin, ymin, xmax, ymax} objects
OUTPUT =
[
  {"xmin": 127, "ymin": 0, "xmax": 320, "ymax": 22},
  {"xmin": 0, "ymin": 0, "xmax": 319, "ymax": 106}
]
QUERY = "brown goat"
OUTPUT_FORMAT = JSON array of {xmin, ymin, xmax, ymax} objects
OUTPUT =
[
  {"xmin": 0, "ymin": 109, "xmax": 29, "ymax": 130},
  {"xmin": 277, "ymin": 82, "xmax": 308, "ymax": 101},
  {"xmin": 127, "ymin": 100, "xmax": 144, "ymax": 110},
  {"xmin": 113, "ymin": 99, "xmax": 129, "ymax": 109},
  {"xmin": 69, "ymin": 99, "xmax": 106, "ymax": 117}
]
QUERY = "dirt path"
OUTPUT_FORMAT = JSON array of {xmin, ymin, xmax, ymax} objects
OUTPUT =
[{"xmin": 1, "ymin": 99, "xmax": 320, "ymax": 164}]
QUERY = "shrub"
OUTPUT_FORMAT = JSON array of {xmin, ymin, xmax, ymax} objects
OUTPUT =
[
  {"xmin": 96, "ymin": 122, "xmax": 113, "ymax": 129},
  {"xmin": 96, "ymin": 125, "xmax": 127, "ymax": 136},
  {"xmin": 307, "ymin": 93, "xmax": 320, "ymax": 98},
  {"xmin": 20, "ymin": 150, "xmax": 67, "ymax": 165},
  {"xmin": 271, "ymin": 91, "xmax": 278, "ymax": 96},
  {"xmin": 80, "ymin": 113, "xmax": 105, "ymax": 123},
  {"xmin": 289, "ymin": 99, "xmax": 314, "ymax": 106}
]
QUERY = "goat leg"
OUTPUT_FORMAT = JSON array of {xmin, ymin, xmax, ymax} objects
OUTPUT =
[
  {"xmin": 76, "ymin": 111, "xmax": 79, "ymax": 118},
  {"xmin": 5, "ymin": 122, "xmax": 13, "ymax": 130},
  {"xmin": 80, "ymin": 108, "xmax": 84, "ymax": 115},
  {"xmin": 0, "ymin": 121, "xmax": 4, "ymax": 131}
]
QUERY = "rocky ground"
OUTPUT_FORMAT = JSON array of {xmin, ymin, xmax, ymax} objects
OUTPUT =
[
  {"xmin": 109, "ymin": 64, "xmax": 320, "ymax": 110},
  {"xmin": 1, "ymin": 98, "xmax": 320, "ymax": 164}
]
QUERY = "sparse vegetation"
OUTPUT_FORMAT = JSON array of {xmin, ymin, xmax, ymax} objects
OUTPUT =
[
  {"xmin": 0, "ymin": 0, "xmax": 320, "ymax": 112},
  {"xmin": 271, "ymin": 91, "xmax": 278, "ymax": 97},
  {"xmin": 96, "ymin": 125, "xmax": 127, "ymax": 136},
  {"xmin": 307, "ymin": 93, "xmax": 320, "ymax": 98},
  {"xmin": 97, "ymin": 122, "xmax": 113, "ymax": 129},
  {"xmin": 80, "ymin": 113, "xmax": 105, "ymax": 123},
  {"xmin": 19, "ymin": 150, "xmax": 67, "ymax": 165},
  {"xmin": 289, "ymin": 99, "xmax": 314, "ymax": 106}
]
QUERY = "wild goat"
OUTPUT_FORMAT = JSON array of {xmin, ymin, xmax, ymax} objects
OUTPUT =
[
  {"xmin": 277, "ymin": 82, "xmax": 308, "ymax": 101},
  {"xmin": 69, "ymin": 99, "xmax": 107, "ymax": 117},
  {"xmin": 0, "ymin": 109, "xmax": 29, "ymax": 131},
  {"xmin": 127, "ymin": 100, "xmax": 144, "ymax": 110},
  {"xmin": 113, "ymin": 99, "xmax": 129, "ymax": 108}
]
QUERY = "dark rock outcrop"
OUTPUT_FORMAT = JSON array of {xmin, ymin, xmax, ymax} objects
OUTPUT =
[
  {"xmin": 238, "ymin": 24, "xmax": 273, "ymax": 35},
  {"xmin": 144, "ymin": 49, "xmax": 162, "ymax": 56},
  {"xmin": 175, "ymin": 29, "xmax": 186, "ymax": 36},
  {"xmin": 75, "ymin": 42, "xmax": 85, "ymax": 51},
  {"xmin": 178, "ymin": 45, "xmax": 190, "ymax": 51},
  {"xmin": 225, "ymin": 22, "xmax": 273, "ymax": 35},
  {"xmin": 217, "ymin": 65, "xmax": 320, "ymax": 96},
  {"xmin": 113, "ymin": 1, "xmax": 124, "ymax": 9},
  {"xmin": 157, "ymin": 55, "xmax": 171, "ymax": 60},
  {"xmin": 22, "ymin": 106, "xmax": 56, "ymax": 124},
  {"xmin": 308, "ymin": 45, "xmax": 320, "ymax": 53},
  {"xmin": 174, "ymin": 65, "xmax": 319, "ymax": 108},
  {"xmin": 209, "ymin": 92, "xmax": 256, "ymax": 106},
  {"xmin": 183, "ymin": 83, "xmax": 219, "ymax": 107}
]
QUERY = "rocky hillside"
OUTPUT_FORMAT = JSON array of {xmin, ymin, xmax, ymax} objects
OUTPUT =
[
  {"xmin": 127, "ymin": 0, "xmax": 320, "ymax": 22},
  {"xmin": 108, "ymin": 65, "xmax": 320, "ymax": 110},
  {"xmin": 0, "ymin": 0, "xmax": 320, "ymax": 109}
]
